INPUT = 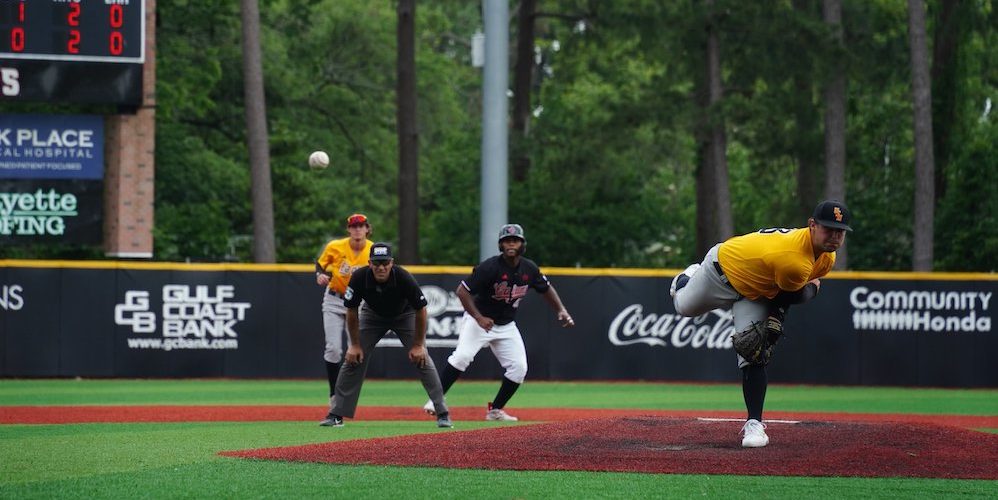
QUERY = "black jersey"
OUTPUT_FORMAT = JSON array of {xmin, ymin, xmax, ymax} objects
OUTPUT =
[
  {"xmin": 461, "ymin": 255, "xmax": 550, "ymax": 326},
  {"xmin": 344, "ymin": 265, "xmax": 428, "ymax": 317}
]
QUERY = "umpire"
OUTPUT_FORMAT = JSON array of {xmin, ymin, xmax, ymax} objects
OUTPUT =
[{"xmin": 321, "ymin": 242, "xmax": 452, "ymax": 428}]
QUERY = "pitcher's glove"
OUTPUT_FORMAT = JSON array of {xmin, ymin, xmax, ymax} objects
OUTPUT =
[{"xmin": 731, "ymin": 315, "xmax": 784, "ymax": 366}]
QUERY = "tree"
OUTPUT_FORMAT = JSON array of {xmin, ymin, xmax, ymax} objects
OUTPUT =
[
  {"xmin": 397, "ymin": 0, "xmax": 420, "ymax": 263},
  {"xmin": 7, "ymin": 0, "xmax": 993, "ymax": 272},
  {"xmin": 792, "ymin": 0, "xmax": 823, "ymax": 224},
  {"xmin": 698, "ymin": 0, "xmax": 733, "ymax": 254},
  {"xmin": 240, "ymin": 0, "xmax": 276, "ymax": 263},
  {"xmin": 928, "ymin": 0, "xmax": 965, "ymax": 202},
  {"xmin": 823, "ymin": 0, "xmax": 848, "ymax": 269},
  {"xmin": 907, "ymin": 0, "xmax": 936, "ymax": 271},
  {"xmin": 511, "ymin": 0, "xmax": 538, "ymax": 183}
]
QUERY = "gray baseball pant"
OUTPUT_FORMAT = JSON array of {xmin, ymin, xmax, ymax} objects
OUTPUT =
[
  {"xmin": 321, "ymin": 291, "xmax": 351, "ymax": 363},
  {"xmin": 330, "ymin": 307, "xmax": 448, "ymax": 419},
  {"xmin": 672, "ymin": 243, "xmax": 771, "ymax": 368}
]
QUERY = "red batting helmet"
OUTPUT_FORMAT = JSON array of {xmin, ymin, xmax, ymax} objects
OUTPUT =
[{"xmin": 346, "ymin": 213, "xmax": 369, "ymax": 227}]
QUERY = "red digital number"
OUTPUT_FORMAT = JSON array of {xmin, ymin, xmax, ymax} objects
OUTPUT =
[
  {"xmin": 10, "ymin": 27, "xmax": 24, "ymax": 52},
  {"xmin": 68, "ymin": 30, "xmax": 80, "ymax": 54},
  {"xmin": 109, "ymin": 31, "xmax": 123, "ymax": 55},
  {"xmin": 18, "ymin": 1, "xmax": 25, "ymax": 22},
  {"xmin": 110, "ymin": 5, "xmax": 123, "ymax": 28},
  {"xmin": 67, "ymin": 3, "xmax": 81, "ymax": 26}
]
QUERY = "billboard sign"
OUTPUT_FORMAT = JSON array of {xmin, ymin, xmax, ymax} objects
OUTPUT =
[
  {"xmin": 0, "ymin": 179, "xmax": 102, "ymax": 243},
  {"xmin": 0, "ymin": 114, "xmax": 104, "ymax": 179}
]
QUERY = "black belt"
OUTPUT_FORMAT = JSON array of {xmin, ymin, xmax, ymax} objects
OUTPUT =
[{"xmin": 713, "ymin": 260, "xmax": 734, "ymax": 288}]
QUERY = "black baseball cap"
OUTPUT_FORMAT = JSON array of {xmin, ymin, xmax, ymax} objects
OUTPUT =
[
  {"xmin": 812, "ymin": 200, "xmax": 853, "ymax": 231},
  {"xmin": 369, "ymin": 242, "xmax": 393, "ymax": 262}
]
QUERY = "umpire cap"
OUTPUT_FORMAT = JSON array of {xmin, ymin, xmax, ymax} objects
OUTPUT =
[{"xmin": 369, "ymin": 242, "xmax": 393, "ymax": 262}]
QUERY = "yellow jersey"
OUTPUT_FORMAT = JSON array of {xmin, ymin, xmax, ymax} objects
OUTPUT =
[
  {"xmin": 316, "ymin": 238, "xmax": 373, "ymax": 295},
  {"xmin": 717, "ymin": 227, "xmax": 835, "ymax": 300}
]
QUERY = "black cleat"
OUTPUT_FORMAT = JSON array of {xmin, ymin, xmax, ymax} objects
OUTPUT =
[{"xmin": 319, "ymin": 414, "xmax": 344, "ymax": 427}]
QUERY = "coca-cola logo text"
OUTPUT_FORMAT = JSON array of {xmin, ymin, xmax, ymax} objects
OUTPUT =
[{"xmin": 608, "ymin": 304, "xmax": 734, "ymax": 350}]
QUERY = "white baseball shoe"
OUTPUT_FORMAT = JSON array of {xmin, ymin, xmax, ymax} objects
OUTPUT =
[
  {"xmin": 740, "ymin": 419, "xmax": 769, "ymax": 448},
  {"xmin": 422, "ymin": 399, "xmax": 436, "ymax": 416},
  {"xmin": 670, "ymin": 263, "xmax": 700, "ymax": 298},
  {"xmin": 486, "ymin": 402, "xmax": 518, "ymax": 421}
]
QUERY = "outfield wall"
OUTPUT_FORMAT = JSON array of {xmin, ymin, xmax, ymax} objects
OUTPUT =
[{"xmin": 1, "ymin": 261, "xmax": 995, "ymax": 387}]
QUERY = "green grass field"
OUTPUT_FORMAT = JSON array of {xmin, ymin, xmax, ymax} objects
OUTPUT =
[{"xmin": 2, "ymin": 379, "xmax": 997, "ymax": 499}]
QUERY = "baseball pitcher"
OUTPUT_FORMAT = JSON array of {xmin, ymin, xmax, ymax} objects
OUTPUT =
[{"xmin": 671, "ymin": 200, "xmax": 851, "ymax": 447}]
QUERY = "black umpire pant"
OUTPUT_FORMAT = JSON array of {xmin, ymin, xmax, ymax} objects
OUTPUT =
[{"xmin": 329, "ymin": 306, "xmax": 448, "ymax": 419}]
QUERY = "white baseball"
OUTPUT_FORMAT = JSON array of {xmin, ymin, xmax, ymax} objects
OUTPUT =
[{"xmin": 308, "ymin": 151, "xmax": 329, "ymax": 169}]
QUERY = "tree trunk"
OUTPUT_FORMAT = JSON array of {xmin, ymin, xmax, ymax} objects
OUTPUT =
[
  {"xmin": 511, "ymin": 0, "xmax": 537, "ymax": 183},
  {"xmin": 693, "ymin": 31, "xmax": 713, "ymax": 258},
  {"xmin": 823, "ymin": 0, "xmax": 848, "ymax": 269},
  {"xmin": 695, "ymin": 143, "xmax": 717, "ymax": 259},
  {"xmin": 397, "ymin": 0, "xmax": 420, "ymax": 264},
  {"xmin": 706, "ymin": 0, "xmax": 733, "ymax": 242},
  {"xmin": 794, "ymin": 84, "xmax": 821, "ymax": 222},
  {"xmin": 240, "ymin": 0, "xmax": 275, "ymax": 263},
  {"xmin": 907, "ymin": 0, "xmax": 936, "ymax": 271},
  {"xmin": 929, "ymin": 0, "xmax": 962, "ymax": 202},
  {"xmin": 793, "ymin": 0, "xmax": 821, "ymax": 222}
]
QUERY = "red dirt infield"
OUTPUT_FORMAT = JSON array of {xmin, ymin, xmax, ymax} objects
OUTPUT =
[
  {"xmin": 3, "ymin": 405, "xmax": 998, "ymax": 428},
  {"xmin": 6, "ymin": 405, "xmax": 996, "ymax": 479},
  {"xmin": 221, "ymin": 416, "xmax": 998, "ymax": 479}
]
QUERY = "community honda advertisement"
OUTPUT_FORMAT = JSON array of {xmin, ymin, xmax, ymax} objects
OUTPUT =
[
  {"xmin": 1, "ymin": 263, "xmax": 994, "ymax": 386},
  {"xmin": 849, "ymin": 286, "xmax": 991, "ymax": 333},
  {"xmin": 0, "ymin": 114, "xmax": 103, "ymax": 244}
]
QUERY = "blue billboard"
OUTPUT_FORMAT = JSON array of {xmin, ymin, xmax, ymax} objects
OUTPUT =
[{"xmin": 0, "ymin": 114, "xmax": 104, "ymax": 179}]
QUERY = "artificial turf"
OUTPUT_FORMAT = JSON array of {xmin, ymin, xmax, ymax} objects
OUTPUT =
[{"xmin": 1, "ymin": 379, "xmax": 996, "ymax": 499}]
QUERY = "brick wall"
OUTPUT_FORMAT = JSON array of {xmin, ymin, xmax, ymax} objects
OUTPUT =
[{"xmin": 104, "ymin": 0, "xmax": 156, "ymax": 258}]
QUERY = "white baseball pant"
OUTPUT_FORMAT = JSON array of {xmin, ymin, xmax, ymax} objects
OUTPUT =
[{"xmin": 447, "ymin": 312, "xmax": 527, "ymax": 384}]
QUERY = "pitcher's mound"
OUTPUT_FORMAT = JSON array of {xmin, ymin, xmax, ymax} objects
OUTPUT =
[{"xmin": 222, "ymin": 416, "xmax": 998, "ymax": 479}]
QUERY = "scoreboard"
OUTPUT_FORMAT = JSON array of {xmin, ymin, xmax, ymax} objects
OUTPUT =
[{"xmin": 0, "ymin": 0, "xmax": 145, "ymax": 105}]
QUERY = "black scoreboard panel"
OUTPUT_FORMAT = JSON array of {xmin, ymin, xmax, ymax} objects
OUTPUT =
[{"xmin": 0, "ymin": 0, "xmax": 145, "ymax": 105}]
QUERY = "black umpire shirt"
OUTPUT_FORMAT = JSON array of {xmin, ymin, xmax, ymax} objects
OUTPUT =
[
  {"xmin": 462, "ymin": 255, "xmax": 550, "ymax": 326},
  {"xmin": 343, "ymin": 265, "xmax": 428, "ymax": 317}
]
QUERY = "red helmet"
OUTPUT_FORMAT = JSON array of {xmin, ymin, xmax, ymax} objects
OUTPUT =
[{"xmin": 346, "ymin": 213, "xmax": 369, "ymax": 227}]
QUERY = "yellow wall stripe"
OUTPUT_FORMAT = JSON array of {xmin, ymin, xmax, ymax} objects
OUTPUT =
[{"xmin": 1, "ymin": 259, "xmax": 995, "ymax": 281}]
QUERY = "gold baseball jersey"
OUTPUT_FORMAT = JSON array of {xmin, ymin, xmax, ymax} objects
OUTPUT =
[
  {"xmin": 717, "ymin": 227, "xmax": 835, "ymax": 300},
  {"xmin": 316, "ymin": 238, "xmax": 373, "ymax": 295}
]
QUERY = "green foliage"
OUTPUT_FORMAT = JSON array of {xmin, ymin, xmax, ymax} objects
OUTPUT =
[
  {"xmin": 842, "ymin": 77, "xmax": 917, "ymax": 271},
  {"xmin": 518, "ymin": 1, "xmax": 698, "ymax": 267},
  {"xmin": 936, "ymin": 118, "xmax": 998, "ymax": 271},
  {"xmin": 3, "ymin": 0, "xmax": 994, "ymax": 270}
]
